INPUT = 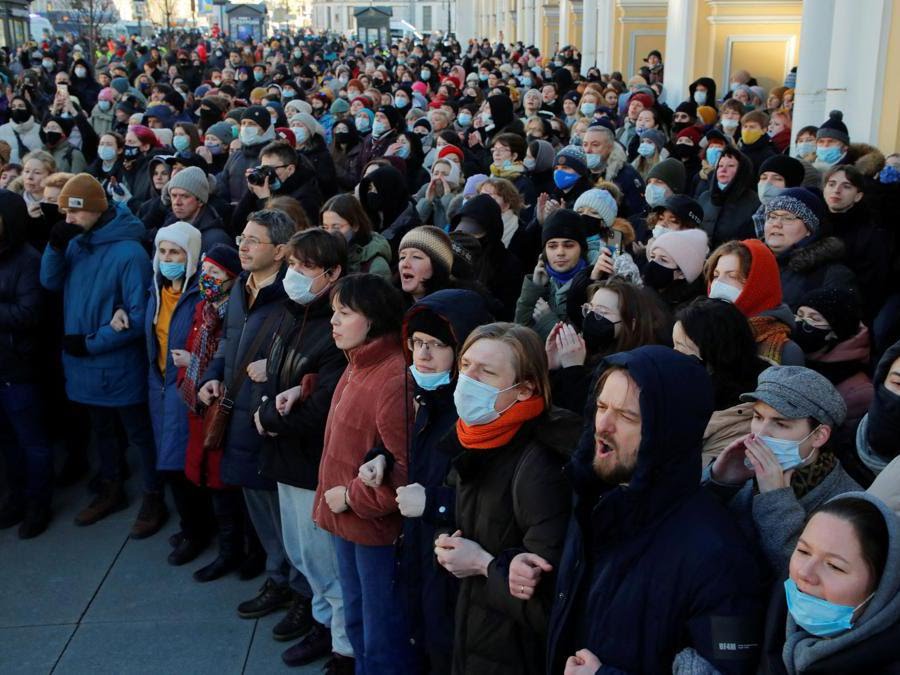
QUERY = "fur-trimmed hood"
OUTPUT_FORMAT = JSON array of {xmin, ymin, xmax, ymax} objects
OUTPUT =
[
  {"xmin": 846, "ymin": 143, "xmax": 885, "ymax": 177},
  {"xmin": 786, "ymin": 236, "xmax": 846, "ymax": 274},
  {"xmin": 603, "ymin": 141, "xmax": 629, "ymax": 182}
]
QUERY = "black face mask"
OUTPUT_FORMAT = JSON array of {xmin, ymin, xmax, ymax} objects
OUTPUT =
[
  {"xmin": 40, "ymin": 202, "xmax": 61, "ymax": 223},
  {"xmin": 366, "ymin": 192, "xmax": 382, "ymax": 215},
  {"xmin": 334, "ymin": 132, "xmax": 352, "ymax": 146},
  {"xmin": 581, "ymin": 214, "xmax": 607, "ymax": 236},
  {"xmin": 642, "ymin": 260, "xmax": 676, "ymax": 290},
  {"xmin": 41, "ymin": 130, "xmax": 63, "ymax": 147},
  {"xmin": 671, "ymin": 144, "xmax": 696, "ymax": 161},
  {"xmin": 582, "ymin": 313, "xmax": 618, "ymax": 352},
  {"xmin": 11, "ymin": 109, "xmax": 30, "ymax": 124},
  {"xmin": 672, "ymin": 121, "xmax": 691, "ymax": 134},
  {"xmin": 867, "ymin": 384, "xmax": 900, "ymax": 461},
  {"xmin": 792, "ymin": 320, "xmax": 833, "ymax": 353},
  {"xmin": 123, "ymin": 145, "xmax": 141, "ymax": 159}
]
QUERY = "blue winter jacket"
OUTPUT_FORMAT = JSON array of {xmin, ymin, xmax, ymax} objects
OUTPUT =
[
  {"xmin": 40, "ymin": 203, "xmax": 152, "ymax": 406},
  {"xmin": 144, "ymin": 273, "xmax": 201, "ymax": 471},
  {"xmin": 546, "ymin": 346, "xmax": 765, "ymax": 674}
]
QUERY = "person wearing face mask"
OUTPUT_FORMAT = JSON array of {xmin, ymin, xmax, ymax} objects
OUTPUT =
[
  {"xmin": 415, "ymin": 158, "xmax": 462, "ymax": 231},
  {"xmin": 673, "ymin": 297, "xmax": 766, "ymax": 464},
  {"xmin": 706, "ymin": 365, "xmax": 860, "ymax": 572},
  {"xmin": 794, "ymin": 289, "xmax": 873, "ymax": 436},
  {"xmin": 120, "ymin": 124, "xmax": 166, "ymax": 209},
  {"xmin": 358, "ymin": 105, "xmax": 402, "ymax": 171},
  {"xmin": 0, "ymin": 97, "xmax": 43, "ymax": 164},
  {"xmin": 289, "ymin": 112, "xmax": 337, "ymax": 199},
  {"xmin": 629, "ymin": 128, "xmax": 666, "ymax": 181},
  {"xmin": 253, "ymin": 229, "xmax": 351, "ymax": 668},
  {"xmin": 758, "ymin": 493, "xmax": 900, "ymax": 674},
  {"xmin": 705, "ymin": 239, "xmax": 805, "ymax": 367},
  {"xmin": 640, "ymin": 157, "xmax": 685, "ymax": 219},
  {"xmin": 330, "ymin": 119, "xmax": 363, "ymax": 191},
  {"xmin": 857, "ymin": 339, "xmax": 900, "ymax": 483},
  {"xmin": 689, "ymin": 77, "xmax": 718, "ymax": 111},
  {"xmin": 435, "ymin": 322, "xmax": 579, "ymax": 675},
  {"xmin": 69, "ymin": 59, "xmax": 100, "ymax": 112},
  {"xmin": 737, "ymin": 110, "xmax": 777, "ymax": 175},
  {"xmin": 217, "ymin": 106, "xmax": 277, "ymax": 205},
  {"xmin": 355, "ymin": 289, "xmax": 494, "ymax": 675},
  {"xmin": 198, "ymin": 121, "xmax": 234, "ymax": 174},
  {"xmin": 357, "ymin": 163, "xmax": 420, "ymax": 254},
  {"xmin": 142, "ymin": 221, "xmax": 206, "ymax": 565},
  {"xmin": 643, "ymin": 228, "xmax": 709, "ymax": 311},
  {"xmin": 749, "ymin": 154, "xmax": 806, "ymax": 243},
  {"xmin": 792, "ymin": 125, "xmax": 819, "ymax": 164},
  {"xmin": 717, "ymin": 98, "xmax": 744, "ymax": 144},
  {"xmin": 814, "ymin": 110, "xmax": 851, "ymax": 171},
  {"xmin": 319, "ymin": 193, "xmax": 391, "ymax": 279},
  {"xmin": 697, "ymin": 145, "xmax": 760, "ymax": 248},
  {"xmin": 89, "ymin": 88, "xmax": 118, "ymax": 137}
]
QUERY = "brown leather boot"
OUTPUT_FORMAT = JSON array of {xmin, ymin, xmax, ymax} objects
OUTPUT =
[
  {"xmin": 130, "ymin": 491, "xmax": 169, "ymax": 539},
  {"xmin": 74, "ymin": 480, "xmax": 128, "ymax": 526}
]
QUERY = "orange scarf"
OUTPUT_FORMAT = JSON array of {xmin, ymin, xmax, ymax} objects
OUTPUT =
[
  {"xmin": 748, "ymin": 315, "xmax": 791, "ymax": 365},
  {"xmin": 456, "ymin": 396, "xmax": 546, "ymax": 450}
]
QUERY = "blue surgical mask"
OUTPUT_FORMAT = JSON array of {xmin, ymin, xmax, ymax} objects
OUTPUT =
[
  {"xmin": 721, "ymin": 118, "xmax": 739, "ymax": 131},
  {"xmin": 239, "ymin": 126, "xmax": 259, "ymax": 145},
  {"xmin": 553, "ymin": 169, "xmax": 580, "ymax": 190},
  {"xmin": 586, "ymin": 153, "xmax": 604, "ymax": 171},
  {"xmin": 795, "ymin": 141, "xmax": 815, "ymax": 157},
  {"xmin": 395, "ymin": 97, "xmax": 409, "ymax": 109},
  {"xmin": 651, "ymin": 224, "xmax": 671, "ymax": 240},
  {"xmin": 757, "ymin": 181, "xmax": 784, "ymax": 205},
  {"xmin": 173, "ymin": 135, "xmax": 191, "ymax": 152},
  {"xmin": 520, "ymin": 77, "xmax": 532, "ymax": 88},
  {"xmin": 693, "ymin": 90, "xmax": 707, "ymax": 105},
  {"xmin": 98, "ymin": 145, "xmax": 117, "ymax": 162},
  {"xmin": 758, "ymin": 427, "xmax": 819, "ymax": 471},
  {"xmin": 784, "ymin": 579, "xmax": 871, "ymax": 637},
  {"xmin": 295, "ymin": 127, "xmax": 309, "ymax": 144},
  {"xmin": 580, "ymin": 102, "xmax": 597, "ymax": 117},
  {"xmin": 394, "ymin": 145, "xmax": 410, "ymax": 159},
  {"xmin": 453, "ymin": 373, "xmax": 518, "ymax": 425},
  {"xmin": 637, "ymin": 142, "xmax": 656, "ymax": 158},
  {"xmin": 409, "ymin": 365, "xmax": 451, "ymax": 391},
  {"xmin": 372, "ymin": 120, "xmax": 388, "ymax": 137},
  {"xmin": 645, "ymin": 183, "xmax": 668, "ymax": 207},
  {"xmin": 254, "ymin": 71, "xmax": 264, "ymax": 82},
  {"xmin": 816, "ymin": 145, "xmax": 843, "ymax": 165},
  {"xmin": 479, "ymin": 73, "xmax": 488, "ymax": 82},
  {"xmin": 159, "ymin": 261, "xmax": 186, "ymax": 280},
  {"xmin": 355, "ymin": 116, "xmax": 371, "ymax": 132},
  {"xmin": 706, "ymin": 146, "xmax": 723, "ymax": 167},
  {"xmin": 420, "ymin": 70, "xmax": 431, "ymax": 81},
  {"xmin": 282, "ymin": 267, "xmax": 326, "ymax": 305},
  {"xmin": 716, "ymin": 181, "xmax": 730, "ymax": 191},
  {"xmin": 98, "ymin": 100, "xmax": 112, "ymax": 112},
  {"xmin": 458, "ymin": 113, "xmax": 472, "ymax": 127},
  {"xmin": 708, "ymin": 279, "xmax": 741, "ymax": 303}
]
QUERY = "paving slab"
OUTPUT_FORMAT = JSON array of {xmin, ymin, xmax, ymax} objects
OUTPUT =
[
  {"xmin": 241, "ymin": 611, "xmax": 329, "ymax": 675},
  {"xmin": 0, "ymin": 625, "xmax": 76, "ymax": 675}
]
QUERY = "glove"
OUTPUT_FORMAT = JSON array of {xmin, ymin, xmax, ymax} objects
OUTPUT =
[
  {"xmin": 62, "ymin": 334, "xmax": 89, "ymax": 357},
  {"xmin": 49, "ymin": 221, "xmax": 83, "ymax": 251},
  {"xmin": 109, "ymin": 180, "xmax": 132, "ymax": 204}
]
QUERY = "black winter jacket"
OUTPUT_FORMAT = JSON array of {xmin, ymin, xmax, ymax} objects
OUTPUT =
[
  {"xmin": 697, "ymin": 151, "xmax": 760, "ymax": 248},
  {"xmin": 257, "ymin": 295, "xmax": 347, "ymax": 489},
  {"xmin": 230, "ymin": 154, "xmax": 324, "ymax": 231},
  {"xmin": 776, "ymin": 236, "xmax": 858, "ymax": 310}
]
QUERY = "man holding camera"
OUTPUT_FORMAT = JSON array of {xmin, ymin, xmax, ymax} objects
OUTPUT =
[{"xmin": 230, "ymin": 139, "xmax": 323, "ymax": 232}]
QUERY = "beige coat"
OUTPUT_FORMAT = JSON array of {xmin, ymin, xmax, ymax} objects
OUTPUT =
[{"xmin": 702, "ymin": 402, "xmax": 754, "ymax": 467}]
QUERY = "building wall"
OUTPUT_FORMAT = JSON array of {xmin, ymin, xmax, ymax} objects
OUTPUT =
[{"xmin": 613, "ymin": 0, "xmax": 666, "ymax": 79}]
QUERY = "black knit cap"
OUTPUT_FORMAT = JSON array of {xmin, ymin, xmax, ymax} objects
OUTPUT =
[
  {"xmin": 542, "ymin": 208, "xmax": 588, "ymax": 255},
  {"xmin": 204, "ymin": 243, "xmax": 242, "ymax": 277},
  {"xmin": 241, "ymin": 105, "xmax": 271, "ymax": 131},
  {"xmin": 406, "ymin": 307, "xmax": 456, "ymax": 347},
  {"xmin": 377, "ymin": 104, "xmax": 402, "ymax": 132},
  {"xmin": 798, "ymin": 288, "xmax": 861, "ymax": 341},
  {"xmin": 759, "ymin": 155, "xmax": 805, "ymax": 187}
]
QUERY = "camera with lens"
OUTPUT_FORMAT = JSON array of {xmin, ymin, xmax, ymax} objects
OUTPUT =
[{"xmin": 247, "ymin": 165, "xmax": 277, "ymax": 186}]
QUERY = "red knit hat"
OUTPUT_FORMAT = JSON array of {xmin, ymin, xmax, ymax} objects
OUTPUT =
[
  {"xmin": 130, "ymin": 124, "xmax": 162, "ymax": 148},
  {"xmin": 630, "ymin": 93, "xmax": 654, "ymax": 110},
  {"xmin": 734, "ymin": 239, "xmax": 783, "ymax": 317},
  {"xmin": 676, "ymin": 126, "xmax": 702, "ymax": 145},
  {"xmin": 438, "ymin": 145, "xmax": 464, "ymax": 163},
  {"xmin": 275, "ymin": 127, "xmax": 296, "ymax": 147}
]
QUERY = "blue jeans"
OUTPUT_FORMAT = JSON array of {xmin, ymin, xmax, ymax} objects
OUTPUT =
[
  {"xmin": 243, "ymin": 487, "xmax": 311, "ymax": 597},
  {"xmin": 88, "ymin": 402, "xmax": 161, "ymax": 493},
  {"xmin": 0, "ymin": 382, "xmax": 54, "ymax": 503},
  {"xmin": 278, "ymin": 484, "xmax": 352, "ymax": 657},
  {"xmin": 333, "ymin": 535, "xmax": 412, "ymax": 675}
]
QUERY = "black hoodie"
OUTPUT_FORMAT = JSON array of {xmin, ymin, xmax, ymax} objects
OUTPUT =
[
  {"xmin": 697, "ymin": 147, "xmax": 761, "ymax": 247},
  {"xmin": 689, "ymin": 77, "xmax": 719, "ymax": 109}
]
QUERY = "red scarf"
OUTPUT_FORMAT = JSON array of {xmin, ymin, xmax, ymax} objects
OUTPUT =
[{"xmin": 456, "ymin": 396, "xmax": 546, "ymax": 450}]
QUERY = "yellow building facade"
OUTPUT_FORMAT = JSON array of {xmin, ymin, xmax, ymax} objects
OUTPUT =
[{"xmin": 455, "ymin": 0, "xmax": 899, "ymax": 152}]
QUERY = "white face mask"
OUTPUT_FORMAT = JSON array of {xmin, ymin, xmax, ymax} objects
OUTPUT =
[
  {"xmin": 757, "ymin": 182, "xmax": 785, "ymax": 205},
  {"xmin": 708, "ymin": 279, "xmax": 741, "ymax": 304}
]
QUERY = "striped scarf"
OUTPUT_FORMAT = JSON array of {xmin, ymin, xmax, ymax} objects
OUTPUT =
[
  {"xmin": 748, "ymin": 315, "xmax": 791, "ymax": 365},
  {"xmin": 180, "ymin": 299, "xmax": 228, "ymax": 411}
]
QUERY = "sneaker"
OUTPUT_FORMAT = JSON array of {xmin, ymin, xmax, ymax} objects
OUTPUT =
[
  {"xmin": 322, "ymin": 652, "xmax": 355, "ymax": 675},
  {"xmin": 281, "ymin": 623, "xmax": 331, "ymax": 666},
  {"xmin": 237, "ymin": 578, "xmax": 294, "ymax": 619},
  {"xmin": 167, "ymin": 537, "xmax": 208, "ymax": 566},
  {"xmin": 193, "ymin": 553, "xmax": 243, "ymax": 583},
  {"xmin": 74, "ymin": 480, "xmax": 128, "ymax": 526},
  {"xmin": 273, "ymin": 595, "xmax": 314, "ymax": 641},
  {"xmin": 130, "ymin": 492, "xmax": 169, "ymax": 539},
  {"xmin": 0, "ymin": 501, "xmax": 24, "ymax": 529},
  {"xmin": 18, "ymin": 502, "xmax": 52, "ymax": 540}
]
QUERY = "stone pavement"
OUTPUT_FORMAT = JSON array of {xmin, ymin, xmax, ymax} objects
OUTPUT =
[{"xmin": 0, "ymin": 465, "xmax": 327, "ymax": 675}]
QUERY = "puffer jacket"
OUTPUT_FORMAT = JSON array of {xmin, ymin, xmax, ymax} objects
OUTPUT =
[
  {"xmin": 257, "ymin": 294, "xmax": 347, "ymax": 489},
  {"xmin": 776, "ymin": 237, "xmax": 857, "ymax": 310},
  {"xmin": 347, "ymin": 231, "xmax": 392, "ymax": 279},
  {"xmin": 449, "ymin": 406, "xmax": 580, "ymax": 675}
]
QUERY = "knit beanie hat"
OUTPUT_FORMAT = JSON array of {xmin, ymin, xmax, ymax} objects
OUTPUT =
[
  {"xmin": 639, "ymin": 129, "xmax": 667, "ymax": 153},
  {"xmin": 130, "ymin": 124, "xmax": 162, "ymax": 148},
  {"xmin": 732, "ymin": 239, "xmax": 782, "ymax": 317},
  {"xmin": 759, "ymin": 155, "xmax": 805, "ymax": 187},
  {"xmin": 676, "ymin": 126, "xmax": 702, "ymax": 146},
  {"xmin": 377, "ymin": 105, "xmax": 402, "ymax": 131},
  {"xmin": 330, "ymin": 98, "xmax": 350, "ymax": 115},
  {"xmin": 285, "ymin": 99, "xmax": 312, "ymax": 117},
  {"xmin": 542, "ymin": 209, "xmax": 588, "ymax": 255},
  {"xmin": 250, "ymin": 86, "xmax": 268, "ymax": 101},
  {"xmin": 405, "ymin": 307, "xmax": 456, "ymax": 347},
  {"xmin": 205, "ymin": 121, "xmax": 236, "ymax": 145},
  {"xmin": 798, "ymin": 288, "xmax": 861, "ymax": 341},
  {"xmin": 356, "ymin": 107, "xmax": 375, "ymax": 126},
  {"xmin": 646, "ymin": 158, "xmax": 686, "ymax": 193},
  {"xmin": 648, "ymin": 229, "xmax": 709, "ymax": 283},
  {"xmin": 555, "ymin": 145, "xmax": 589, "ymax": 177},
  {"xmin": 242, "ymin": 105, "xmax": 271, "ymax": 131},
  {"xmin": 110, "ymin": 77, "xmax": 130, "ymax": 94},
  {"xmin": 630, "ymin": 92, "xmax": 654, "ymax": 110},
  {"xmin": 573, "ymin": 189, "xmax": 618, "ymax": 227},
  {"xmin": 154, "ymin": 220, "xmax": 202, "ymax": 282},
  {"xmin": 399, "ymin": 226, "xmax": 455, "ymax": 277},
  {"xmin": 167, "ymin": 166, "xmax": 209, "ymax": 204},
  {"xmin": 696, "ymin": 106, "xmax": 718, "ymax": 126},
  {"xmin": 58, "ymin": 173, "xmax": 108, "ymax": 213},
  {"xmin": 463, "ymin": 173, "xmax": 488, "ymax": 198},
  {"xmin": 204, "ymin": 243, "xmax": 242, "ymax": 278},
  {"xmin": 763, "ymin": 187, "xmax": 824, "ymax": 239},
  {"xmin": 98, "ymin": 87, "xmax": 116, "ymax": 102},
  {"xmin": 275, "ymin": 127, "xmax": 296, "ymax": 146},
  {"xmin": 816, "ymin": 110, "xmax": 849, "ymax": 145},
  {"xmin": 675, "ymin": 100, "xmax": 698, "ymax": 118},
  {"xmin": 437, "ymin": 145, "xmax": 464, "ymax": 164}
]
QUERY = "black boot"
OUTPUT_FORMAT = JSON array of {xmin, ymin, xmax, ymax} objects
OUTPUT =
[
  {"xmin": 167, "ymin": 537, "xmax": 208, "ymax": 566},
  {"xmin": 18, "ymin": 501, "xmax": 52, "ymax": 539},
  {"xmin": 281, "ymin": 622, "xmax": 332, "ymax": 666},
  {"xmin": 272, "ymin": 594, "xmax": 313, "ymax": 641},
  {"xmin": 236, "ymin": 578, "xmax": 294, "ymax": 619},
  {"xmin": 193, "ymin": 506, "xmax": 242, "ymax": 583}
]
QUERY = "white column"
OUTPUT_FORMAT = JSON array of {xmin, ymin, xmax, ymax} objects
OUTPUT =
[
  {"xmin": 559, "ymin": 0, "xmax": 569, "ymax": 47},
  {"xmin": 791, "ymin": 0, "xmax": 835, "ymax": 153},
  {"xmin": 516, "ymin": 0, "xmax": 525, "ymax": 42},
  {"xmin": 594, "ymin": 0, "xmax": 614, "ymax": 73},
  {"xmin": 456, "ymin": 0, "xmax": 476, "ymax": 43},
  {"xmin": 580, "ymin": 0, "xmax": 598, "ymax": 76},
  {"xmin": 525, "ymin": 0, "xmax": 537, "ymax": 47},
  {"xmin": 662, "ymin": 0, "xmax": 695, "ymax": 106},
  {"xmin": 823, "ymin": 0, "xmax": 892, "ymax": 145}
]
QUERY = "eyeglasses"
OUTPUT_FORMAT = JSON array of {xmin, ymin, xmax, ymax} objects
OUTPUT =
[
  {"xmin": 407, "ymin": 337, "xmax": 450, "ymax": 353},
  {"xmin": 581, "ymin": 304, "xmax": 620, "ymax": 322},
  {"xmin": 765, "ymin": 211, "xmax": 802, "ymax": 225},
  {"xmin": 235, "ymin": 235, "xmax": 274, "ymax": 248}
]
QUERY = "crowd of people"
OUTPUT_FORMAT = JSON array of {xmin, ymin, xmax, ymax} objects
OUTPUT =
[{"xmin": 1, "ymin": 27, "xmax": 899, "ymax": 675}]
